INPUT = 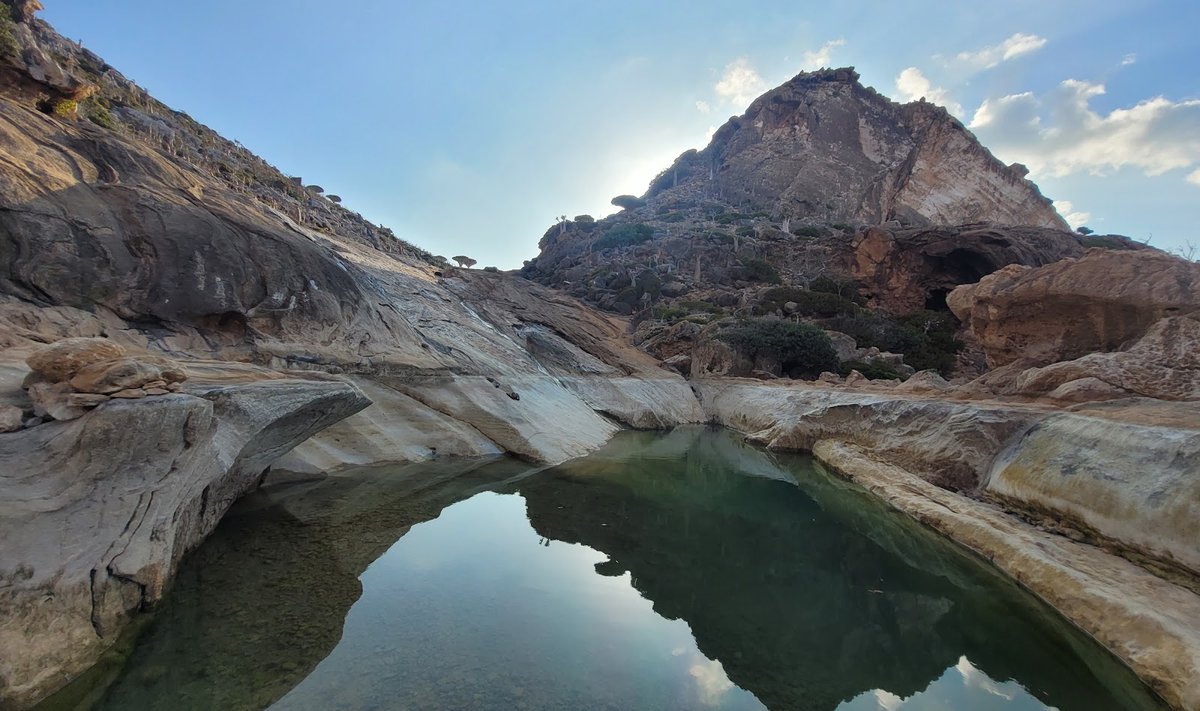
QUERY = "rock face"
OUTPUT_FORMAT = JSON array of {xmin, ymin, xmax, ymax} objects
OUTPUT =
[
  {"xmin": 949, "ymin": 249, "xmax": 1200, "ymax": 368},
  {"xmin": 0, "ymin": 378, "xmax": 370, "ymax": 708},
  {"xmin": 646, "ymin": 68, "xmax": 1066, "ymax": 229},
  {"xmin": 849, "ymin": 225, "xmax": 1123, "ymax": 313}
]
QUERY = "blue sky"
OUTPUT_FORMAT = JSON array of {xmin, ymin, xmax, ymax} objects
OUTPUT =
[{"xmin": 43, "ymin": 1, "xmax": 1199, "ymax": 268}]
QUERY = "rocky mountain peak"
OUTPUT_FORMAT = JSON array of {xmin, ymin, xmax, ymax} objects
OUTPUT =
[{"xmin": 644, "ymin": 66, "xmax": 1066, "ymax": 229}]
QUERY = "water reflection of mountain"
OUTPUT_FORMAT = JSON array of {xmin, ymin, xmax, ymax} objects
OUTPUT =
[
  {"xmin": 64, "ymin": 457, "xmax": 537, "ymax": 711},
  {"xmin": 516, "ymin": 427, "xmax": 1162, "ymax": 711}
]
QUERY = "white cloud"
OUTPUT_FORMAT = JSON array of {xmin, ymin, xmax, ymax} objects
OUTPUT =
[
  {"xmin": 955, "ymin": 32, "xmax": 1047, "ymax": 69},
  {"xmin": 1053, "ymin": 199, "xmax": 1091, "ymax": 227},
  {"xmin": 969, "ymin": 79, "xmax": 1200, "ymax": 183},
  {"xmin": 714, "ymin": 57, "xmax": 766, "ymax": 107},
  {"xmin": 1121, "ymin": 53, "xmax": 1137, "ymax": 66},
  {"xmin": 1187, "ymin": 168, "xmax": 1200, "ymax": 187},
  {"xmin": 895, "ymin": 67, "xmax": 964, "ymax": 117},
  {"xmin": 800, "ymin": 39, "xmax": 845, "ymax": 71},
  {"xmin": 695, "ymin": 100, "xmax": 711, "ymax": 114}
]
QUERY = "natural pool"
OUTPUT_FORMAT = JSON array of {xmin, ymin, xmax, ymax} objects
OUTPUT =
[{"xmin": 47, "ymin": 427, "xmax": 1165, "ymax": 711}]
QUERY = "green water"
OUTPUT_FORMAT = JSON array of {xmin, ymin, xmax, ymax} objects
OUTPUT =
[{"xmin": 58, "ymin": 427, "xmax": 1165, "ymax": 711}]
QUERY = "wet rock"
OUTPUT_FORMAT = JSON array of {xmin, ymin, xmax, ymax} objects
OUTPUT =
[{"xmin": 24, "ymin": 338, "xmax": 126, "ymax": 383}]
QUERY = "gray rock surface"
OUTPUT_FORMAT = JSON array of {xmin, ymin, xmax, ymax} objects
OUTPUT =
[{"xmin": 0, "ymin": 378, "xmax": 369, "ymax": 708}]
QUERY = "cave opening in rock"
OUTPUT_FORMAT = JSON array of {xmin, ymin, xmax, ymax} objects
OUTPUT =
[{"xmin": 925, "ymin": 288, "xmax": 951, "ymax": 311}]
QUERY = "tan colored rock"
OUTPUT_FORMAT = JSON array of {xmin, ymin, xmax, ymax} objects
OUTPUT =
[
  {"xmin": 65, "ymin": 393, "xmax": 109, "ymax": 408},
  {"xmin": 69, "ymin": 358, "xmax": 165, "ymax": 395},
  {"xmin": 844, "ymin": 370, "xmax": 868, "ymax": 386},
  {"xmin": 817, "ymin": 371, "xmax": 842, "ymax": 384},
  {"xmin": 110, "ymin": 388, "xmax": 147, "ymax": 399},
  {"xmin": 24, "ymin": 338, "xmax": 126, "ymax": 383},
  {"xmin": 949, "ymin": 250, "xmax": 1200, "ymax": 368},
  {"xmin": 895, "ymin": 370, "xmax": 951, "ymax": 393},
  {"xmin": 143, "ymin": 388, "xmax": 170, "ymax": 396},
  {"xmin": 0, "ymin": 405, "xmax": 22, "ymax": 433},
  {"xmin": 1014, "ymin": 315, "xmax": 1200, "ymax": 401},
  {"xmin": 1044, "ymin": 377, "xmax": 1129, "ymax": 403},
  {"xmin": 27, "ymin": 382, "xmax": 86, "ymax": 421}
]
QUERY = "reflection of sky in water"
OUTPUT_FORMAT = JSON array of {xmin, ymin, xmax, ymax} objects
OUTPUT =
[
  {"xmin": 838, "ymin": 657, "xmax": 1054, "ymax": 711},
  {"xmin": 270, "ymin": 491, "xmax": 1057, "ymax": 711}
]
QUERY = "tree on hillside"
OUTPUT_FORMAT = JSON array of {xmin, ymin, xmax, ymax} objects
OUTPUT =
[
  {"xmin": 452, "ymin": 255, "xmax": 477, "ymax": 268},
  {"xmin": 611, "ymin": 194, "xmax": 646, "ymax": 210},
  {"xmin": 1076, "ymin": 226, "xmax": 1094, "ymax": 235}
]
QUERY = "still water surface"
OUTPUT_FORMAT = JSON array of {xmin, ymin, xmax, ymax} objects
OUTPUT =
[{"xmin": 58, "ymin": 427, "xmax": 1165, "ymax": 711}]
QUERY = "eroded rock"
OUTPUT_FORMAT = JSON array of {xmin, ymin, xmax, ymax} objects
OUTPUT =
[{"xmin": 24, "ymin": 337, "xmax": 126, "ymax": 383}]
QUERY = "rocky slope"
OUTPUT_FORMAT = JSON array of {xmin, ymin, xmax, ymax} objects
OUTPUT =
[
  {"xmin": 0, "ymin": 4, "xmax": 1197, "ymax": 710},
  {"xmin": 0, "ymin": 6, "xmax": 702, "ymax": 706},
  {"xmin": 645, "ymin": 68, "xmax": 1065, "ymax": 228}
]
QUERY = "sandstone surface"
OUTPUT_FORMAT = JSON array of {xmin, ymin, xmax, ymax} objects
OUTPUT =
[{"xmin": 948, "ymin": 249, "xmax": 1200, "ymax": 368}]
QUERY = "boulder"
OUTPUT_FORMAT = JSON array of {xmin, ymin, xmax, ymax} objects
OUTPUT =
[
  {"xmin": 1044, "ymin": 377, "xmax": 1129, "ymax": 403},
  {"xmin": 24, "ymin": 338, "xmax": 126, "ymax": 383},
  {"xmin": 70, "ymin": 357, "xmax": 169, "ymax": 394},
  {"xmin": 27, "ymin": 381, "xmax": 87, "ymax": 421},
  {"xmin": 895, "ymin": 370, "xmax": 951, "ymax": 393},
  {"xmin": 948, "ymin": 250, "xmax": 1200, "ymax": 368},
  {"xmin": 1012, "ymin": 315, "xmax": 1200, "ymax": 401},
  {"xmin": 0, "ymin": 405, "xmax": 22, "ymax": 433}
]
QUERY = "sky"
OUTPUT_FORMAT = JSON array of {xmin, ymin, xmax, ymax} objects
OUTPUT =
[{"xmin": 42, "ymin": 1, "xmax": 1200, "ymax": 268}]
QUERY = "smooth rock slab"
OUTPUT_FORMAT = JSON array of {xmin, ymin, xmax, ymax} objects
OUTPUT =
[{"xmin": 0, "ymin": 378, "xmax": 369, "ymax": 709}]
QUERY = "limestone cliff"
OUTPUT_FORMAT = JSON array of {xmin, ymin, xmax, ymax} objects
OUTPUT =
[{"xmin": 646, "ymin": 68, "xmax": 1066, "ymax": 228}]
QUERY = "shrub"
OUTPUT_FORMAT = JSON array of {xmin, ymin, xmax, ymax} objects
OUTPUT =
[
  {"xmin": 756, "ymin": 287, "xmax": 858, "ymax": 317},
  {"xmin": 51, "ymin": 99, "xmax": 78, "ymax": 119},
  {"xmin": 839, "ymin": 360, "xmax": 904, "ymax": 380},
  {"xmin": 84, "ymin": 99, "xmax": 115, "ymax": 129},
  {"xmin": 738, "ymin": 257, "xmax": 781, "ymax": 284},
  {"xmin": 808, "ymin": 275, "xmax": 865, "ymax": 304},
  {"xmin": 825, "ymin": 309, "xmax": 963, "ymax": 375},
  {"xmin": 661, "ymin": 211, "xmax": 687, "ymax": 223},
  {"xmin": 0, "ymin": 6, "xmax": 17, "ymax": 59},
  {"xmin": 718, "ymin": 320, "xmax": 839, "ymax": 378},
  {"xmin": 482, "ymin": 266, "xmax": 499, "ymax": 273},
  {"xmin": 574, "ymin": 214, "xmax": 595, "ymax": 223},
  {"xmin": 1079, "ymin": 234, "xmax": 1136, "ymax": 251},
  {"xmin": 715, "ymin": 212, "xmax": 747, "ymax": 225},
  {"xmin": 792, "ymin": 225, "xmax": 823, "ymax": 238},
  {"xmin": 736, "ymin": 225, "xmax": 756, "ymax": 237},
  {"xmin": 594, "ymin": 223, "xmax": 654, "ymax": 251}
]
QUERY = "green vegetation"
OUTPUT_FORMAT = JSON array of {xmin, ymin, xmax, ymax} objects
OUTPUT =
[
  {"xmin": 736, "ymin": 225, "xmax": 756, "ymax": 237},
  {"xmin": 654, "ymin": 300, "xmax": 726, "ymax": 322},
  {"xmin": 718, "ymin": 320, "xmax": 839, "ymax": 377},
  {"xmin": 826, "ymin": 309, "xmax": 963, "ymax": 375},
  {"xmin": 84, "ymin": 98, "xmax": 115, "ymax": 129},
  {"xmin": 755, "ymin": 287, "xmax": 859, "ymax": 317},
  {"xmin": 661, "ymin": 212, "xmax": 687, "ymax": 223},
  {"xmin": 1075, "ymin": 226, "xmax": 1094, "ymax": 235},
  {"xmin": 738, "ymin": 257, "xmax": 781, "ymax": 284},
  {"xmin": 838, "ymin": 360, "xmax": 904, "ymax": 380},
  {"xmin": 573, "ymin": 214, "xmax": 595, "ymax": 223},
  {"xmin": 1078, "ymin": 234, "xmax": 1136, "ymax": 251},
  {"xmin": 595, "ymin": 223, "xmax": 654, "ymax": 251},
  {"xmin": 50, "ymin": 99, "xmax": 78, "ymax": 119},
  {"xmin": 791, "ymin": 225, "xmax": 824, "ymax": 238},
  {"xmin": 0, "ymin": 5, "xmax": 17, "ymax": 59},
  {"xmin": 482, "ymin": 266, "xmax": 500, "ymax": 273}
]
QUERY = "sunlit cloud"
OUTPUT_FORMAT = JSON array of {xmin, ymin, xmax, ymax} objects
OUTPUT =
[
  {"xmin": 1121, "ymin": 53, "xmax": 1137, "ymax": 66},
  {"xmin": 1187, "ymin": 168, "xmax": 1200, "ymax": 187},
  {"xmin": 714, "ymin": 57, "xmax": 767, "ymax": 107},
  {"xmin": 955, "ymin": 32, "xmax": 1047, "ymax": 69},
  {"xmin": 800, "ymin": 39, "xmax": 846, "ymax": 70},
  {"xmin": 1053, "ymin": 200, "xmax": 1092, "ymax": 228},
  {"xmin": 969, "ymin": 79, "xmax": 1200, "ymax": 183},
  {"xmin": 688, "ymin": 657, "xmax": 736, "ymax": 706},
  {"xmin": 695, "ymin": 100, "xmax": 711, "ymax": 114},
  {"xmin": 895, "ymin": 67, "xmax": 964, "ymax": 117}
]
